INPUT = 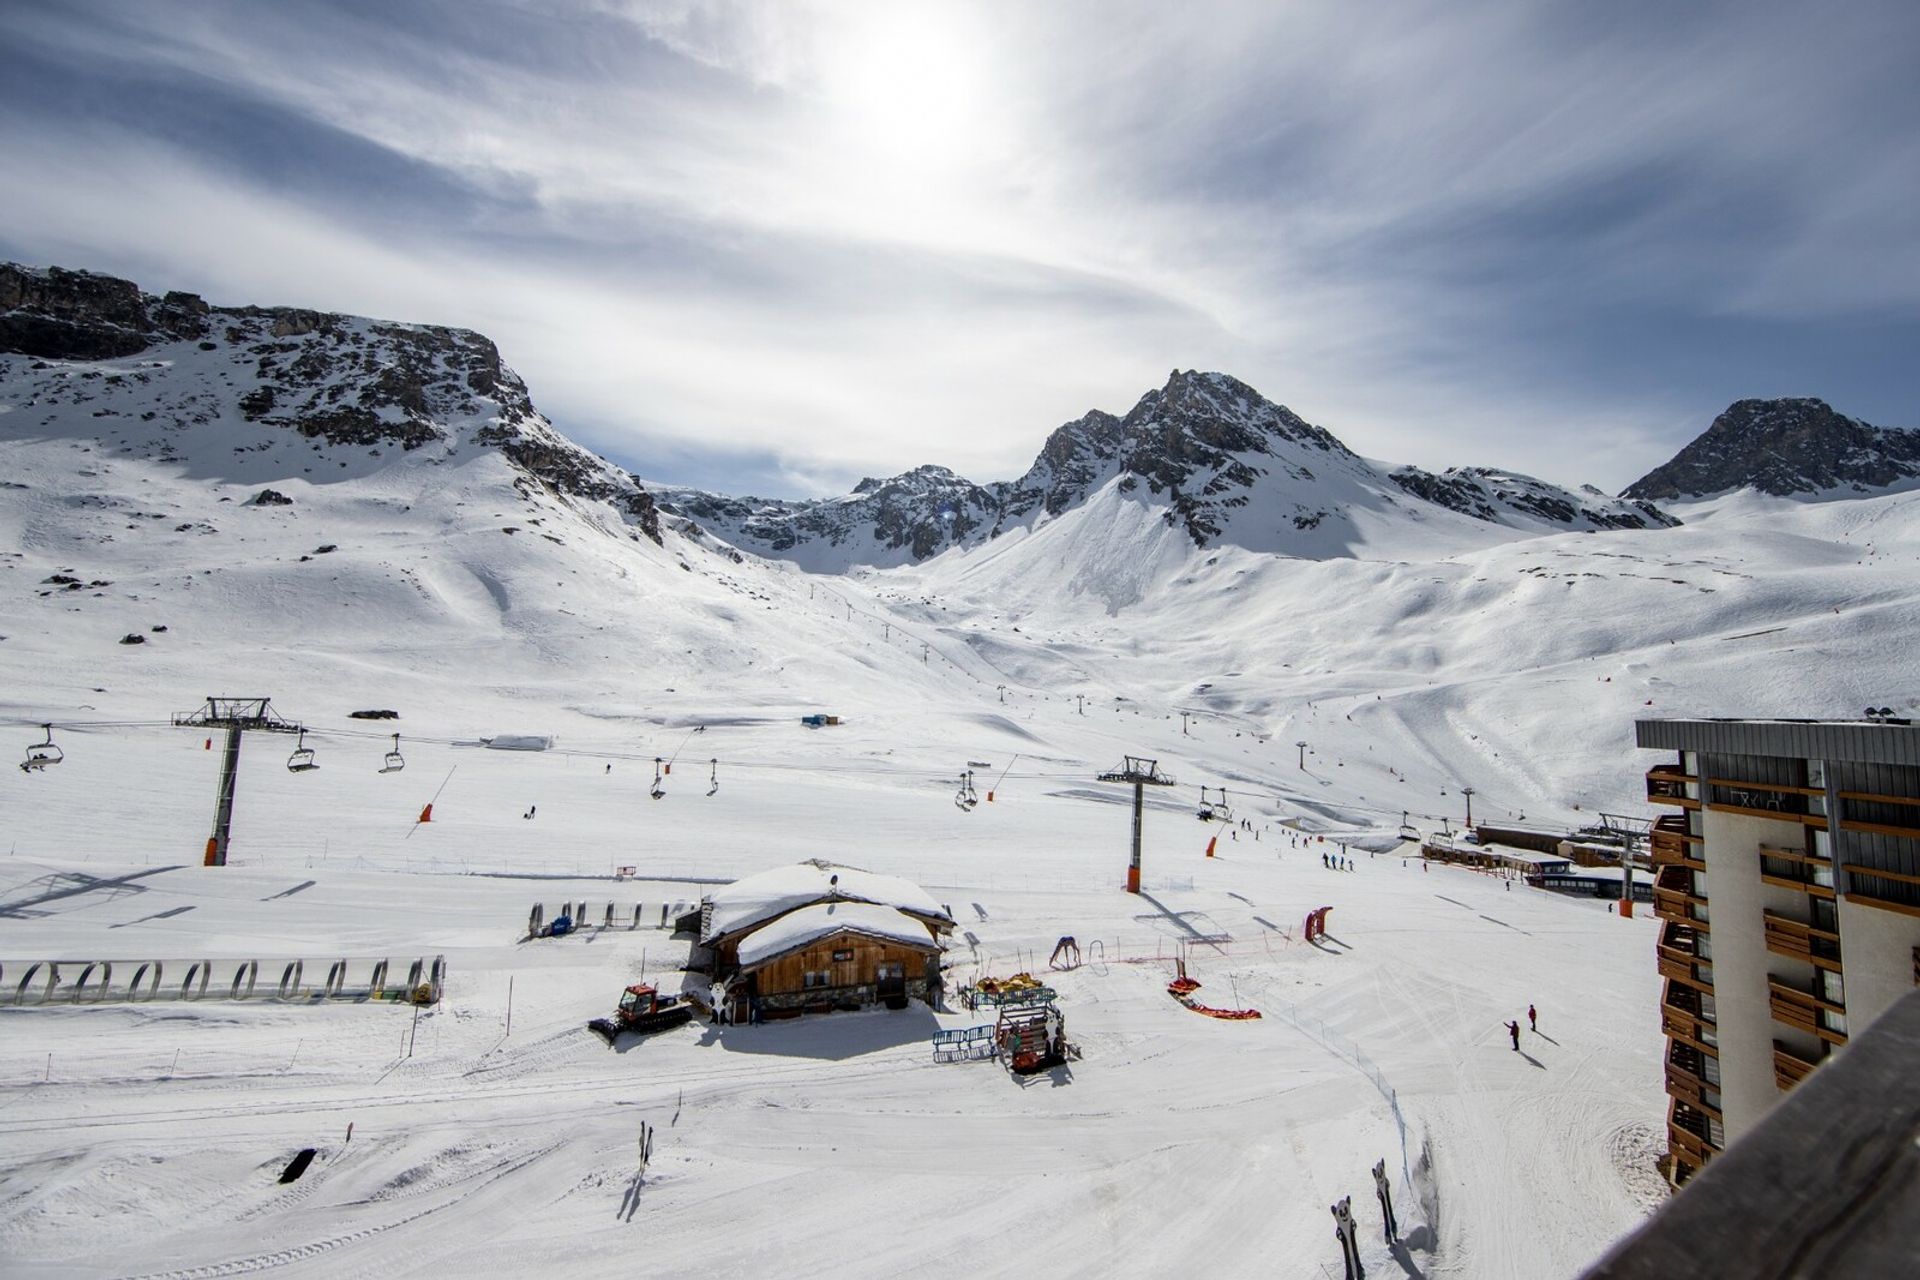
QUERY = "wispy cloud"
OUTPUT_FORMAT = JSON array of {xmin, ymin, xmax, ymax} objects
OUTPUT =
[{"xmin": 1, "ymin": 0, "xmax": 1915, "ymax": 495}]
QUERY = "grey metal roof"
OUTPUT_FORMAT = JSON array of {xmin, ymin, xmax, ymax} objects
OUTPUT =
[{"xmin": 1635, "ymin": 718, "xmax": 1920, "ymax": 767}]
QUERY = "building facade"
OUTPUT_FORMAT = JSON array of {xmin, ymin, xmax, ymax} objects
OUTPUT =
[{"xmin": 1638, "ymin": 717, "xmax": 1920, "ymax": 1186}]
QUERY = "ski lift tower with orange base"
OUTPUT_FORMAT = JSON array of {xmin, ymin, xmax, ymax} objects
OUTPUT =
[
  {"xmin": 172, "ymin": 697, "xmax": 303, "ymax": 867},
  {"xmin": 1098, "ymin": 756, "xmax": 1176, "ymax": 894}
]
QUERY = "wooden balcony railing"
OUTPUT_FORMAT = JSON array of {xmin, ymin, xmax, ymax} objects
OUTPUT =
[
  {"xmin": 1772, "ymin": 1040, "xmax": 1818, "ymax": 1092},
  {"xmin": 1647, "ymin": 771, "xmax": 1695, "ymax": 805},
  {"xmin": 1768, "ymin": 984, "xmax": 1818, "ymax": 1036},
  {"xmin": 1841, "ymin": 863, "xmax": 1920, "ymax": 919},
  {"xmin": 1768, "ymin": 980, "xmax": 1847, "ymax": 1045},
  {"xmin": 1657, "ymin": 947, "xmax": 1711, "ymax": 990},
  {"xmin": 1762, "ymin": 909, "xmax": 1840, "ymax": 969},
  {"xmin": 1763, "ymin": 913, "xmax": 1813, "ymax": 962},
  {"xmin": 1664, "ymin": 1060, "xmax": 1710, "ymax": 1110},
  {"xmin": 1661, "ymin": 988, "xmax": 1715, "ymax": 1050},
  {"xmin": 1660, "ymin": 920, "xmax": 1703, "ymax": 954},
  {"xmin": 1668, "ymin": 1100, "xmax": 1716, "ymax": 1168},
  {"xmin": 1650, "ymin": 816, "xmax": 1704, "ymax": 872}
]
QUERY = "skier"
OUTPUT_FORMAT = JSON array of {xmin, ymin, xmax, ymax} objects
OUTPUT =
[
  {"xmin": 1527, "ymin": 1004, "xmax": 1537, "ymax": 1032},
  {"xmin": 1506, "ymin": 1020, "xmax": 1521, "ymax": 1051}
]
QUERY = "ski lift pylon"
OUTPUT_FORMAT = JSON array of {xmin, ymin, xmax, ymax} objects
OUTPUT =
[
  {"xmin": 287, "ymin": 728, "xmax": 318, "ymax": 773},
  {"xmin": 20, "ymin": 723, "xmax": 63, "ymax": 773},
  {"xmin": 380, "ymin": 733, "xmax": 406, "ymax": 774}
]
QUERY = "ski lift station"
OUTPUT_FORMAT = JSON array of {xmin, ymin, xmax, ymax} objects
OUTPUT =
[{"xmin": 682, "ymin": 860, "xmax": 952, "ymax": 1024}]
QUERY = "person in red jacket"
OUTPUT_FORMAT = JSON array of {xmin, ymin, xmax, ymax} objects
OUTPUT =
[
  {"xmin": 1527, "ymin": 1004, "xmax": 1537, "ymax": 1032},
  {"xmin": 1506, "ymin": 1020, "xmax": 1521, "ymax": 1050}
]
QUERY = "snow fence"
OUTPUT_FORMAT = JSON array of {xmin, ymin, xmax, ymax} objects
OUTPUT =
[
  {"xmin": 4, "ymin": 955, "xmax": 446, "ymax": 1006},
  {"xmin": 1265, "ymin": 997, "xmax": 1438, "ymax": 1248}
]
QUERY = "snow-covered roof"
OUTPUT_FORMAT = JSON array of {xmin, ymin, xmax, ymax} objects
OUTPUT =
[
  {"xmin": 1538, "ymin": 866, "xmax": 1656, "ymax": 887},
  {"xmin": 1479, "ymin": 844, "xmax": 1573, "ymax": 867},
  {"xmin": 735, "ymin": 901, "xmax": 942, "ymax": 969},
  {"xmin": 702, "ymin": 860, "xmax": 951, "ymax": 943}
]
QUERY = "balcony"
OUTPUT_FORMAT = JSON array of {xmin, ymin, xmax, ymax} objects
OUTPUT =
[
  {"xmin": 1768, "ymin": 980, "xmax": 1848, "ymax": 1046},
  {"xmin": 1651, "ymin": 817, "xmax": 1706, "ymax": 871},
  {"xmin": 1665, "ymin": 1061, "xmax": 1713, "ymax": 1111},
  {"xmin": 1662, "ymin": 982, "xmax": 1716, "ymax": 1049},
  {"xmin": 1665, "ymin": 1042, "xmax": 1719, "ymax": 1113},
  {"xmin": 1660, "ymin": 919, "xmax": 1705, "ymax": 955},
  {"xmin": 1651, "ymin": 843, "xmax": 1705, "ymax": 872},
  {"xmin": 1772, "ymin": 1039, "xmax": 1819, "ymax": 1092},
  {"xmin": 1647, "ymin": 769, "xmax": 1698, "ymax": 807},
  {"xmin": 1668, "ymin": 1097, "xmax": 1718, "ymax": 1171},
  {"xmin": 1759, "ymin": 844, "xmax": 1837, "ymax": 898},
  {"xmin": 1707, "ymin": 776, "xmax": 1822, "ymax": 821},
  {"xmin": 1658, "ymin": 919, "xmax": 1713, "ymax": 989},
  {"xmin": 1840, "ymin": 863, "xmax": 1920, "ymax": 919},
  {"xmin": 1658, "ymin": 949, "xmax": 1712, "ymax": 990},
  {"xmin": 1762, "ymin": 909, "xmax": 1842, "ymax": 970},
  {"xmin": 1652, "ymin": 863, "xmax": 1703, "ymax": 924}
]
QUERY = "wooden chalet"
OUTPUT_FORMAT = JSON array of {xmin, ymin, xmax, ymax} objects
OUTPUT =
[{"xmin": 687, "ymin": 860, "xmax": 953, "ymax": 1022}]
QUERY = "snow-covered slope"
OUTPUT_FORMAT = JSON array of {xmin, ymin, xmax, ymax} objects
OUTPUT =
[
  {"xmin": 0, "ymin": 264, "xmax": 1010, "ymax": 725},
  {"xmin": 4, "ymin": 265, "xmax": 1918, "ymax": 1280},
  {"xmin": 656, "ymin": 370, "xmax": 1679, "ymax": 570}
]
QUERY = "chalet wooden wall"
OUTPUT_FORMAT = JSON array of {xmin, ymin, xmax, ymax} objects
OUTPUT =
[{"xmin": 749, "ymin": 932, "xmax": 936, "ymax": 997}]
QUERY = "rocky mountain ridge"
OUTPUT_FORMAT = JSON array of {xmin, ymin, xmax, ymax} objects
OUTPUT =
[
  {"xmin": 1624, "ymin": 397, "xmax": 1920, "ymax": 500},
  {"xmin": 0, "ymin": 263, "xmax": 661, "ymax": 541},
  {"xmin": 659, "ymin": 369, "xmax": 1681, "ymax": 568},
  {"xmin": 1389, "ymin": 465, "xmax": 1677, "ymax": 530},
  {"xmin": 10, "ymin": 262, "xmax": 1908, "ymax": 578}
]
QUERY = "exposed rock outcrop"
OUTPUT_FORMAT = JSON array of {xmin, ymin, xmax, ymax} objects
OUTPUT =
[{"xmin": 1624, "ymin": 398, "xmax": 1920, "ymax": 500}]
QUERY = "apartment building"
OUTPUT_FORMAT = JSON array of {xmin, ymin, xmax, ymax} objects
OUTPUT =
[{"xmin": 1636, "ymin": 717, "xmax": 1920, "ymax": 1187}]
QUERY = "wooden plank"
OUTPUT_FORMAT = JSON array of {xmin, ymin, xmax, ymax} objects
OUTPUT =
[
  {"xmin": 1838, "ymin": 790, "xmax": 1920, "ymax": 808},
  {"xmin": 1705, "ymin": 802, "xmax": 1827, "ymax": 828},
  {"xmin": 1841, "ymin": 862, "xmax": 1920, "ymax": 888},
  {"xmin": 1842, "ymin": 891, "xmax": 1920, "ymax": 921},
  {"xmin": 1706, "ymin": 777, "xmax": 1824, "ymax": 796},
  {"xmin": 1840, "ymin": 818, "xmax": 1920, "ymax": 839}
]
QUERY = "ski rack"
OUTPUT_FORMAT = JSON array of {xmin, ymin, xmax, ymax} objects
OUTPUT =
[{"xmin": 4, "ymin": 955, "xmax": 446, "ymax": 1006}]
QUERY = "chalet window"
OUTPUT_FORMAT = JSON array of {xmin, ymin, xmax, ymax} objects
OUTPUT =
[
  {"xmin": 803, "ymin": 971, "xmax": 831, "ymax": 989},
  {"xmin": 832, "ymin": 948, "xmax": 854, "ymax": 962}
]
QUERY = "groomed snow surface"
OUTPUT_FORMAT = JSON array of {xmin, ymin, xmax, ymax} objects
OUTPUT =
[{"xmin": 0, "ymin": 719, "xmax": 1664, "ymax": 1280}]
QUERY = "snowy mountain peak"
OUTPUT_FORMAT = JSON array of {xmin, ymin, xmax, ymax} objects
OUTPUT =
[
  {"xmin": 662, "ymin": 369, "xmax": 1685, "ymax": 569},
  {"xmin": 0, "ymin": 262, "xmax": 662, "ymax": 541},
  {"xmin": 1624, "ymin": 397, "xmax": 1920, "ymax": 501}
]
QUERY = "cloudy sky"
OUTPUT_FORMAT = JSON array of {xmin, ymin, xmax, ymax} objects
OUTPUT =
[{"xmin": 3, "ymin": 1, "xmax": 1915, "ymax": 496}]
